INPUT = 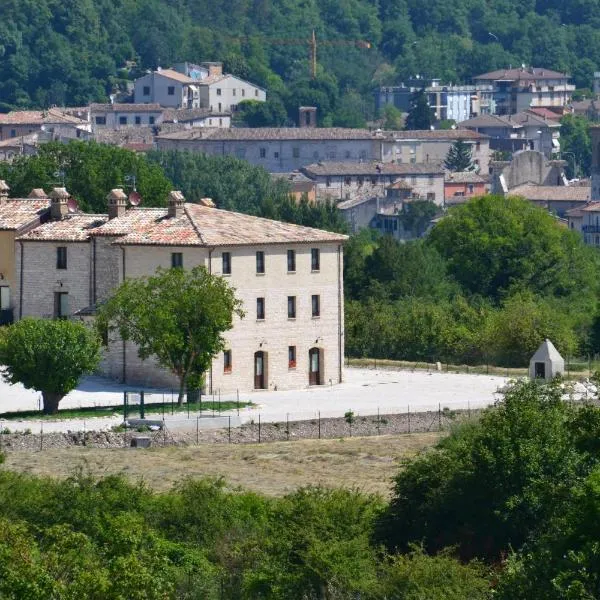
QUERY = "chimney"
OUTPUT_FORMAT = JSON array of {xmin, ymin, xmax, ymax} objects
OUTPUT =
[
  {"xmin": 299, "ymin": 106, "xmax": 317, "ymax": 128},
  {"xmin": 49, "ymin": 187, "xmax": 69, "ymax": 220},
  {"xmin": 107, "ymin": 188, "xmax": 127, "ymax": 219},
  {"xmin": 167, "ymin": 190, "xmax": 185, "ymax": 218},
  {"xmin": 203, "ymin": 62, "xmax": 223, "ymax": 78},
  {"xmin": 198, "ymin": 197, "xmax": 215, "ymax": 207},
  {"xmin": 0, "ymin": 180, "xmax": 9, "ymax": 204},
  {"xmin": 28, "ymin": 188, "xmax": 48, "ymax": 199}
]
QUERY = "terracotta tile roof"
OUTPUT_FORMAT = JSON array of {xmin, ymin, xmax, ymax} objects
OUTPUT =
[
  {"xmin": 155, "ymin": 69, "xmax": 195, "ymax": 84},
  {"xmin": 460, "ymin": 114, "xmax": 519, "ymax": 129},
  {"xmin": 526, "ymin": 107, "xmax": 563, "ymax": 121},
  {"xmin": 18, "ymin": 214, "xmax": 108, "ymax": 241},
  {"xmin": 581, "ymin": 202, "xmax": 600, "ymax": 212},
  {"xmin": 508, "ymin": 184, "xmax": 590, "ymax": 202},
  {"xmin": 445, "ymin": 171, "xmax": 488, "ymax": 183},
  {"xmin": 301, "ymin": 161, "xmax": 444, "ymax": 177},
  {"xmin": 0, "ymin": 108, "xmax": 87, "ymax": 125},
  {"xmin": 0, "ymin": 199, "xmax": 50, "ymax": 231},
  {"xmin": 474, "ymin": 67, "xmax": 570, "ymax": 81},
  {"xmin": 91, "ymin": 204, "xmax": 347, "ymax": 247},
  {"xmin": 90, "ymin": 103, "xmax": 163, "ymax": 113},
  {"xmin": 158, "ymin": 127, "xmax": 376, "ymax": 142}
]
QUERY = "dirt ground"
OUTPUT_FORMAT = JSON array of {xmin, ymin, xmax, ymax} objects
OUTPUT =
[{"xmin": 1, "ymin": 432, "xmax": 441, "ymax": 497}]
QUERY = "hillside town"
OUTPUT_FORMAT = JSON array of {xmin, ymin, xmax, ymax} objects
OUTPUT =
[{"xmin": 3, "ymin": 1, "xmax": 600, "ymax": 595}]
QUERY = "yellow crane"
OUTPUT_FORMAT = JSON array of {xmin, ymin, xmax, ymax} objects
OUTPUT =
[{"xmin": 231, "ymin": 30, "xmax": 371, "ymax": 79}]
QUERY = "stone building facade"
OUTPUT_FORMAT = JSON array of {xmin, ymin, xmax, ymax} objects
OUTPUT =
[{"xmin": 14, "ymin": 189, "xmax": 346, "ymax": 394}]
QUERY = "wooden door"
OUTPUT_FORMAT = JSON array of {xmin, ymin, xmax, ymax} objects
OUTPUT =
[
  {"xmin": 309, "ymin": 348, "xmax": 321, "ymax": 385},
  {"xmin": 254, "ymin": 351, "xmax": 265, "ymax": 389}
]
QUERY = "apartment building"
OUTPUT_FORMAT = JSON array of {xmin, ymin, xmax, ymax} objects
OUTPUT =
[
  {"xmin": 14, "ymin": 189, "xmax": 346, "ymax": 393},
  {"xmin": 89, "ymin": 103, "xmax": 164, "ymax": 131},
  {"xmin": 474, "ymin": 67, "xmax": 575, "ymax": 115},
  {"xmin": 0, "ymin": 108, "xmax": 90, "ymax": 141}
]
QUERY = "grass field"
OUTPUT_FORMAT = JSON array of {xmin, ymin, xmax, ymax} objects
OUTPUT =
[{"xmin": 1, "ymin": 433, "xmax": 441, "ymax": 497}]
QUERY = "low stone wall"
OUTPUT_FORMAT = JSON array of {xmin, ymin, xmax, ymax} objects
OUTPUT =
[{"xmin": 0, "ymin": 409, "xmax": 480, "ymax": 451}]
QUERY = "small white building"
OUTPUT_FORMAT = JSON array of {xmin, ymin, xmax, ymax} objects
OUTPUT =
[{"xmin": 529, "ymin": 339, "xmax": 564, "ymax": 381}]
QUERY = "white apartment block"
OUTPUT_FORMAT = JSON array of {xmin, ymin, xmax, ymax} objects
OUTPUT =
[
  {"xmin": 134, "ymin": 62, "xmax": 265, "ymax": 111},
  {"xmin": 14, "ymin": 188, "xmax": 346, "ymax": 394}
]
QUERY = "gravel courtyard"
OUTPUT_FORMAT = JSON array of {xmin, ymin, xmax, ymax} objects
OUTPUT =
[{"xmin": 0, "ymin": 366, "xmax": 509, "ymax": 432}]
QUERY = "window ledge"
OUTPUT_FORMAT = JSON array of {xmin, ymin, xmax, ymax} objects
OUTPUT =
[
  {"xmin": 256, "ymin": 318, "xmax": 265, "ymax": 322},
  {"xmin": 311, "ymin": 315, "xmax": 321, "ymax": 320},
  {"xmin": 287, "ymin": 270, "xmax": 296, "ymax": 274},
  {"xmin": 311, "ymin": 269, "xmax": 320, "ymax": 274},
  {"xmin": 221, "ymin": 273, "xmax": 231, "ymax": 277},
  {"xmin": 256, "ymin": 272, "xmax": 265, "ymax": 276}
]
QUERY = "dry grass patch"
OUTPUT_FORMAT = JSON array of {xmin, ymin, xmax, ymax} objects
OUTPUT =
[{"xmin": 2, "ymin": 432, "xmax": 441, "ymax": 497}]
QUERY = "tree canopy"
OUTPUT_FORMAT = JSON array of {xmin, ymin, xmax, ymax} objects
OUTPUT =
[
  {"xmin": 444, "ymin": 139, "xmax": 474, "ymax": 172},
  {"xmin": 97, "ymin": 266, "xmax": 244, "ymax": 404},
  {"xmin": 0, "ymin": 318, "xmax": 100, "ymax": 414},
  {"xmin": 404, "ymin": 89, "xmax": 434, "ymax": 131}
]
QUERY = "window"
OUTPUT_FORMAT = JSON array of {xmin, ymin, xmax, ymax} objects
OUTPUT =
[
  {"xmin": 359, "ymin": 150, "xmax": 367, "ymax": 160},
  {"xmin": 427, "ymin": 192, "xmax": 435, "ymax": 201},
  {"xmin": 0, "ymin": 286, "xmax": 10, "ymax": 310},
  {"xmin": 428, "ymin": 175, "xmax": 434, "ymax": 185},
  {"xmin": 232, "ymin": 89, "xmax": 236, "ymax": 96},
  {"xmin": 95, "ymin": 116, "xmax": 106, "ymax": 125},
  {"xmin": 357, "ymin": 176, "xmax": 364, "ymax": 186},
  {"xmin": 255, "ymin": 90, "xmax": 258, "ymax": 97},
  {"xmin": 311, "ymin": 248, "xmax": 320, "ymax": 271},
  {"xmin": 56, "ymin": 247, "xmax": 67, "ymax": 270},
  {"xmin": 171, "ymin": 252, "xmax": 183, "ymax": 268},
  {"xmin": 326, "ymin": 177, "xmax": 331, "ymax": 188},
  {"xmin": 119, "ymin": 116, "xmax": 127, "ymax": 125},
  {"xmin": 143, "ymin": 85, "xmax": 150, "ymax": 96},
  {"xmin": 218, "ymin": 102, "xmax": 222, "ymax": 112},
  {"xmin": 287, "ymin": 249, "xmax": 296, "ymax": 272},
  {"xmin": 149, "ymin": 116, "xmax": 155, "ymax": 125},
  {"xmin": 216, "ymin": 88, "xmax": 222, "ymax": 96},
  {"xmin": 344, "ymin": 176, "xmax": 352, "ymax": 186},
  {"xmin": 345, "ymin": 150, "xmax": 351, "ymax": 159},
  {"xmin": 288, "ymin": 346, "xmax": 297, "ymax": 369},
  {"xmin": 256, "ymin": 297, "xmax": 265, "ymax": 320},
  {"xmin": 311, "ymin": 294, "xmax": 320, "ymax": 317},
  {"xmin": 468, "ymin": 184, "xmax": 474, "ymax": 194},
  {"xmin": 292, "ymin": 147, "xmax": 300, "ymax": 158},
  {"xmin": 167, "ymin": 86, "xmax": 175, "ymax": 96},
  {"xmin": 223, "ymin": 350, "xmax": 232, "ymax": 373},
  {"xmin": 10, "ymin": 129, "xmax": 16, "ymax": 138},
  {"xmin": 256, "ymin": 251, "xmax": 265, "ymax": 274},
  {"xmin": 222, "ymin": 252, "xmax": 231, "ymax": 275},
  {"xmin": 135, "ymin": 116, "xmax": 142, "ymax": 125},
  {"xmin": 274, "ymin": 151, "xmax": 279, "ymax": 159},
  {"xmin": 242, "ymin": 89, "xmax": 245, "ymax": 97},
  {"xmin": 288, "ymin": 296, "xmax": 296, "ymax": 319},
  {"xmin": 55, "ymin": 292, "xmax": 69, "ymax": 319}
]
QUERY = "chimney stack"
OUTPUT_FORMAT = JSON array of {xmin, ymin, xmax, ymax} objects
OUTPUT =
[
  {"xmin": 107, "ymin": 188, "xmax": 127, "ymax": 219},
  {"xmin": 0, "ymin": 180, "xmax": 9, "ymax": 204},
  {"xmin": 202, "ymin": 62, "xmax": 223, "ymax": 78},
  {"xmin": 299, "ymin": 106, "xmax": 317, "ymax": 128},
  {"xmin": 28, "ymin": 188, "xmax": 48, "ymax": 199},
  {"xmin": 167, "ymin": 190, "xmax": 185, "ymax": 218},
  {"xmin": 49, "ymin": 187, "xmax": 70, "ymax": 220}
]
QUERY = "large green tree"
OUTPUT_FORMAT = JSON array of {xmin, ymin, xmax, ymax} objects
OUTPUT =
[
  {"xmin": 0, "ymin": 318, "xmax": 101, "ymax": 414},
  {"xmin": 405, "ymin": 89, "xmax": 434, "ymax": 131},
  {"xmin": 97, "ymin": 266, "xmax": 244, "ymax": 405},
  {"xmin": 444, "ymin": 139, "xmax": 474, "ymax": 172}
]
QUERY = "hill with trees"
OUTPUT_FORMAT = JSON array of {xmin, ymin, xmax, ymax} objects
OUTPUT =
[{"xmin": 2, "ymin": 0, "xmax": 600, "ymax": 124}]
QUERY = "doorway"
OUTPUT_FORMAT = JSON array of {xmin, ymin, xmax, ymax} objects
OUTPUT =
[
  {"xmin": 534, "ymin": 362, "xmax": 546, "ymax": 379},
  {"xmin": 309, "ymin": 347, "xmax": 322, "ymax": 385},
  {"xmin": 254, "ymin": 351, "xmax": 267, "ymax": 389}
]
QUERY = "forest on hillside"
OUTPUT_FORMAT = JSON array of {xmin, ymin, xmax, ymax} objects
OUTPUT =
[{"xmin": 2, "ymin": 0, "xmax": 600, "ymax": 124}]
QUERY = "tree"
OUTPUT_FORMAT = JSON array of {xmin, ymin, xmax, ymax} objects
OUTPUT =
[
  {"xmin": 382, "ymin": 104, "xmax": 404, "ymax": 130},
  {"xmin": 444, "ymin": 139, "xmax": 474, "ymax": 171},
  {"xmin": 560, "ymin": 114, "xmax": 592, "ymax": 178},
  {"xmin": 405, "ymin": 88, "xmax": 433, "ymax": 130},
  {"xmin": 0, "ymin": 318, "xmax": 100, "ymax": 414},
  {"xmin": 97, "ymin": 266, "xmax": 244, "ymax": 405}
]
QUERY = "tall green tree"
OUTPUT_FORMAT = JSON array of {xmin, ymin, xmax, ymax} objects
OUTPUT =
[
  {"xmin": 97, "ymin": 266, "xmax": 244, "ymax": 405},
  {"xmin": 560, "ymin": 114, "xmax": 592, "ymax": 178},
  {"xmin": 405, "ymin": 89, "xmax": 433, "ymax": 131},
  {"xmin": 444, "ymin": 139, "xmax": 474, "ymax": 172},
  {"xmin": 0, "ymin": 318, "xmax": 100, "ymax": 414}
]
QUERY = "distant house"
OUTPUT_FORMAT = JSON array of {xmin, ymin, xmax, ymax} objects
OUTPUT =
[
  {"xmin": 271, "ymin": 172, "xmax": 317, "ymax": 204},
  {"xmin": 0, "ymin": 134, "xmax": 39, "ymax": 162},
  {"xmin": 89, "ymin": 103, "xmax": 164, "ymax": 131},
  {"xmin": 300, "ymin": 162, "xmax": 445, "ymax": 205},
  {"xmin": 134, "ymin": 62, "xmax": 265, "ymax": 111},
  {"xmin": 0, "ymin": 108, "xmax": 90, "ymax": 142},
  {"xmin": 161, "ymin": 108, "xmax": 231, "ymax": 128},
  {"xmin": 444, "ymin": 172, "xmax": 488, "ymax": 205},
  {"xmin": 507, "ymin": 184, "xmax": 590, "ymax": 217},
  {"xmin": 474, "ymin": 67, "xmax": 575, "ymax": 115}
]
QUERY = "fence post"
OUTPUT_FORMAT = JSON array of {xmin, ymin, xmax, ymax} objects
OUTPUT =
[
  {"xmin": 408, "ymin": 405, "xmax": 410, "ymax": 434},
  {"xmin": 196, "ymin": 416, "xmax": 199, "ymax": 444},
  {"xmin": 237, "ymin": 390, "xmax": 240, "ymax": 415},
  {"xmin": 162, "ymin": 394, "xmax": 165, "ymax": 420},
  {"xmin": 438, "ymin": 403, "xmax": 442, "ymax": 431},
  {"xmin": 123, "ymin": 391, "xmax": 128, "ymax": 421},
  {"xmin": 218, "ymin": 390, "xmax": 221, "ymax": 414},
  {"xmin": 468, "ymin": 400, "xmax": 471, "ymax": 420},
  {"xmin": 258, "ymin": 414, "xmax": 261, "ymax": 443},
  {"xmin": 163, "ymin": 421, "xmax": 166, "ymax": 446},
  {"xmin": 40, "ymin": 421, "xmax": 43, "ymax": 451},
  {"xmin": 377, "ymin": 407, "xmax": 380, "ymax": 435},
  {"xmin": 286, "ymin": 413, "xmax": 290, "ymax": 441},
  {"xmin": 318, "ymin": 411, "xmax": 321, "ymax": 439},
  {"xmin": 228, "ymin": 416, "xmax": 231, "ymax": 444},
  {"xmin": 140, "ymin": 390, "xmax": 145, "ymax": 420},
  {"xmin": 171, "ymin": 390, "xmax": 174, "ymax": 415}
]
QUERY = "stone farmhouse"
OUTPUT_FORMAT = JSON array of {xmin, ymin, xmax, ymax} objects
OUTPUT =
[
  {"xmin": 0, "ymin": 108, "xmax": 91, "ymax": 142},
  {"xmin": 13, "ymin": 188, "xmax": 346, "ymax": 394},
  {"xmin": 0, "ymin": 184, "xmax": 50, "ymax": 325},
  {"xmin": 134, "ymin": 62, "xmax": 266, "ymax": 112}
]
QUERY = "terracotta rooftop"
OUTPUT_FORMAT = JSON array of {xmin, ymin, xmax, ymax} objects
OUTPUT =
[
  {"xmin": 581, "ymin": 202, "xmax": 600, "ymax": 212},
  {"xmin": 90, "ymin": 203, "xmax": 347, "ymax": 247},
  {"xmin": 18, "ymin": 214, "xmax": 108, "ymax": 241},
  {"xmin": 508, "ymin": 184, "xmax": 591, "ymax": 202},
  {"xmin": 90, "ymin": 103, "xmax": 163, "ymax": 113},
  {"xmin": 474, "ymin": 67, "xmax": 570, "ymax": 81},
  {"xmin": 158, "ymin": 127, "xmax": 376, "ymax": 142},
  {"xmin": 0, "ymin": 199, "xmax": 50, "ymax": 231},
  {"xmin": 0, "ymin": 108, "xmax": 87, "ymax": 126},
  {"xmin": 445, "ymin": 171, "xmax": 488, "ymax": 183},
  {"xmin": 301, "ymin": 161, "xmax": 444, "ymax": 177},
  {"xmin": 154, "ymin": 69, "xmax": 196, "ymax": 84}
]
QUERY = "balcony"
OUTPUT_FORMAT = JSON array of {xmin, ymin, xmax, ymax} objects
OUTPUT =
[
  {"xmin": 0, "ymin": 308, "xmax": 14, "ymax": 326},
  {"xmin": 582, "ymin": 225, "xmax": 600, "ymax": 234}
]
